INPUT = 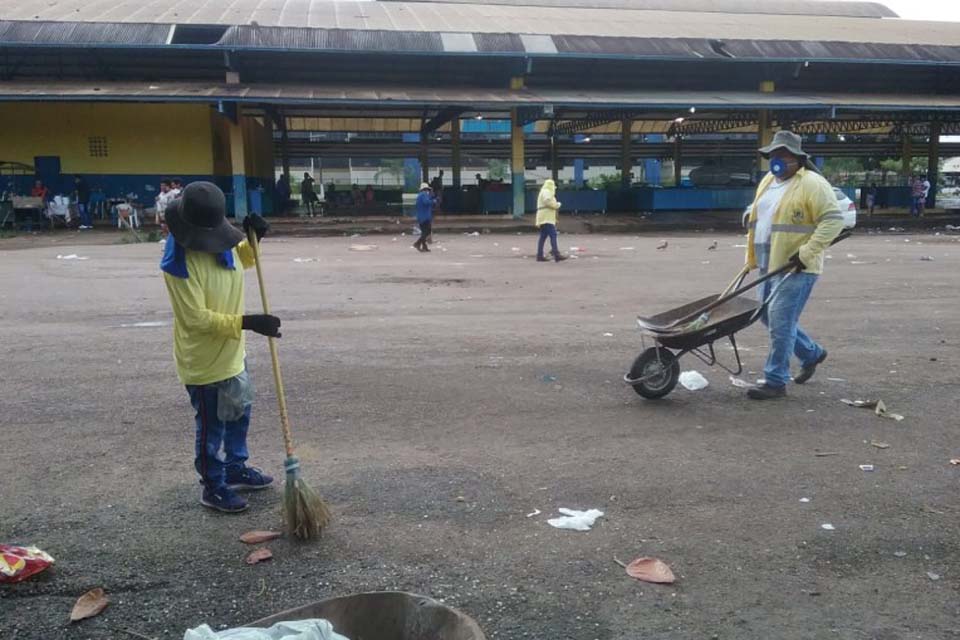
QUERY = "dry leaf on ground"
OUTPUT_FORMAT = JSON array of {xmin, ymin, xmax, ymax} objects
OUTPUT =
[
  {"xmin": 70, "ymin": 587, "xmax": 109, "ymax": 622},
  {"xmin": 245, "ymin": 548, "xmax": 273, "ymax": 565},
  {"xmin": 625, "ymin": 557, "xmax": 676, "ymax": 584},
  {"xmin": 240, "ymin": 531, "xmax": 282, "ymax": 545}
]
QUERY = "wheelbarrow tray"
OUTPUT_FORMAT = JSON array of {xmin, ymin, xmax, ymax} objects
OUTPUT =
[
  {"xmin": 638, "ymin": 295, "xmax": 761, "ymax": 351},
  {"xmin": 248, "ymin": 591, "xmax": 486, "ymax": 640}
]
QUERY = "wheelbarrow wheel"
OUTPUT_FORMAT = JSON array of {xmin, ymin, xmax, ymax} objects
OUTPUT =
[{"xmin": 628, "ymin": 347, "xmax": 680, "ymax": 399}]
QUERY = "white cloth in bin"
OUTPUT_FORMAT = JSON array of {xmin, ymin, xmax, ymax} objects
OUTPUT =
[{"xmin": 184, "ymin": 619, "xmax": 349, "ymax": 640}]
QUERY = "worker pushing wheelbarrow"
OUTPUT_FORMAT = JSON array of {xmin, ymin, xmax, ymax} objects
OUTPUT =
[
  {"xmin": 624, "ymin": 231, "xmax": 848, "ymax": 399},
  {"xmin": 626, "ymin": 130, "xmax": 851, "ymax": 400}
]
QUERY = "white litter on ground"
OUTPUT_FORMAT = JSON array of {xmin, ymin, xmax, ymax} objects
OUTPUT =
[
  {"xmin": 821, "ymin": 524, "xmax": 836, "ymax": 531},
  {"xmin": 799, "ymin": 498, "xmax": 811, "ymax": 503},
  {"xmin": 603, "ymin": 332, "xmax": 614, "ymax": 337},
  {"xmin": 679, "ymin": 371, "xmax": 709, "ymax": 391},
  {"xmin": 56, "ymin": 254, "xmax": 89, "ymax": 260},
  {"xmin": 547, "ymin": 508, "xmax": 604, "ymax": 531},
  {"xmin": 120, "ymin": 321, "xmax": 168, "ymax": 328},
  {"xmin": 729, "ymin": 376, "xmax": 752, "ymax": 388},
  {"xmin": 526, "ymin": 509, "xmax": 541, "ymax": 518},
  {"xmin": 293, "ymin": 257, "xmax": 317, "ymax": 263}
]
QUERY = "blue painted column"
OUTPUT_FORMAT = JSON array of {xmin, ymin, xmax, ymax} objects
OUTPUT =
[
  {"xmin": 228, "ymin": 117, "xmax": 248, "ymax": 221},
  {"xmin": 573, "ymin": 134, "xmax": 587, "ymax": 188},
  {"xmin": 402, "ymin": 133, "xmax": 421, "ymax": 192},
  {"xmin": 814, "ymin": 133, "xmax": 826, "ymax": 170},
  {"xmin": 644, "ymin": 134, "xmax": 662, "ymax": 185},
  {"xmin": 510, "ymin": 107, "xmax": 525, "ymax": 219}
]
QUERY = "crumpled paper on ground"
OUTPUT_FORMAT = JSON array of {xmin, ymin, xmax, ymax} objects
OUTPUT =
[
  {"xmin": 840, "ymin": 398, "xmax": 904, "ymax": 421},
  {"xmin": 184, "ymin": 619, "xmax": 349, "ymax": 640},
  {"xmin": 547, "ymin": 508, "xmax": 604, "ymax": 531}
]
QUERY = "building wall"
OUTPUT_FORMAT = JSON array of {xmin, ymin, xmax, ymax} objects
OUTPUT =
[{"xmin": 0, "ymin": 102, "xmax": 216, "ymax": 175}]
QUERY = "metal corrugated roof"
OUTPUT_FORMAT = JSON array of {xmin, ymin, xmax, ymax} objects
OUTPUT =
[
  {"xmin": 377, "ymin": 0, "xmax": 898, "ymax": 18},
  {"xmin": 0, "ymin": 20, "xmax": 170, "ymax": 45},
  {"xmin": 2, "ymin": 80, "xmax": 959, "ymax": 111},
  {"xmin": 1, "ymin": 1, "xmax": 953, "ymax": 47}
]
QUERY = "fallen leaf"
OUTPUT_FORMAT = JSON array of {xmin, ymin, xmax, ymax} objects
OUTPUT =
[
  {"xmin": 240, "ymin": 530, "xmax": 282, "ymax": 545},
  {"xmin": 625, "ymin": 557, "xmax": 675, "ymax": 584},
  {"xmin": 70, "ymin": 588, "xmax": 109, "ymax": 622},
  {"xmin": 245, "ymin": 548, "xmax": 273, "ymax": 565}
]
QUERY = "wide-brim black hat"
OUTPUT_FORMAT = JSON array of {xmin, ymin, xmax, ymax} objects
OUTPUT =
[{"xmin": 165, "ymin": 181, "xmax": 244, "ymax": 253}]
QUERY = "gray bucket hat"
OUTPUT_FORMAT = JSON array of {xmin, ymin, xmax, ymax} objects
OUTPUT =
[
  {"xmin": 758, "ymin": 130, "xmax": 807, "ymax": 158},
  {"xmin": 165, "ymin": 181, "xmax": 245, "ymax": 253}
]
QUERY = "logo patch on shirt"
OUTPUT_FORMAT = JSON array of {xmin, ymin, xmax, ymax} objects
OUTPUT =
[{"xmin": 792, "ymin": 210, "xmax": 804, "ymax": 224}]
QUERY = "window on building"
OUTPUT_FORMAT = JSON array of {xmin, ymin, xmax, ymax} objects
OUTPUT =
[{"xmin": 88, "ymin": 136, "xmax": 109, "ymax": 158}]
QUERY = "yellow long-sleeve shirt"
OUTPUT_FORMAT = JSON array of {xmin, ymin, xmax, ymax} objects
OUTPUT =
[{"xmin": 163, "ymin": 241, "xmax": 257, "ymax": 386}]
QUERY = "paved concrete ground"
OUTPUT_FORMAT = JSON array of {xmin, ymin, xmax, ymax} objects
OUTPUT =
[{"xmin": 1, "ymin": 230, "xmax": 958, "ymax": 639}]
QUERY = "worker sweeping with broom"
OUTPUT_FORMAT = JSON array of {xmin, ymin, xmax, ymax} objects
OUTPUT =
[
  {"xmin": 161, "ymin": 182, "xmax": 279, "ymax": 514},
  {"xmin": 162, "ymin": 182, "xmax": 331, "ymax": 539}
]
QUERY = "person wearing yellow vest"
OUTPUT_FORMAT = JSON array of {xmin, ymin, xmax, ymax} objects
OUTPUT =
[
  {"xmin": 744, "ymin": 131, "xmax": 845, "ymax": 400},
  {"xmin": 161, "ymin": 182, "xmax": 282, "ymax": 512},
  {"xmin": 535, "ymin": 179, "xmax": 568, "ymax": 262}
]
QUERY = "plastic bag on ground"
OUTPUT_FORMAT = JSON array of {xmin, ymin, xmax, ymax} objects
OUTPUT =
[
  {"xmin": 547, "ymin": 508, "xmax": 604, "ymax": 531},
  {"xmin": 679, "ymin": 371, "xmax": 709, "ymax": 391},
  {"xmin": 184, "ymin": 619, "xmax": 349, "ymax": 640}
]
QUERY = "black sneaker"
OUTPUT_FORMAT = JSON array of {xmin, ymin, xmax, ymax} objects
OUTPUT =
[
  {"xmin": 747, "ymin": 384, "xmax": 787, "ymax": 400},
  {"xmin": 200, "ymin": 486, "xmax": 249, "ymax": 513},
  {"xmin": 536, "ymin": 256, "xmax": 548, "ymax": 262},
  {"xmin": 794, "ymin": 350, "xmax": 828, "ymax": 385}
]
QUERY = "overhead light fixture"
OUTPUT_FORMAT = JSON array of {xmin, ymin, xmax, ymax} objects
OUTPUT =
[
  {"xmin": 838, "ymin": 134, "xmax": 846, "ymax": 142},
  {"xmin": 583, "ymin": 136, "xmax": 591, "ymax": 143},
  {"xmin": 689, "ymin": 107, "xmax": 696, "ymax": 114},
  {"xmin": 475, "ymin": 115, "xmax": 484, "ymax": 120}
]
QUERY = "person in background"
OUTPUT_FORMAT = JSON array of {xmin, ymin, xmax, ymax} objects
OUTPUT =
[
  {"xmin": 161, "ymin": 181, "xmax": 279, "ymax": 513},
  {"xmin": 866, "ymin": 182, "xmax": 877, "ymax": 217},
  {"xmin": 910, "ymin": 175, "xmax": 924, "ymax": 217},
  {"xmin": 475, "ymin": 173, "xmax": 487, "ymax": 191},
  {"xmin": 413, "ymin": 182, "xmax": 436, "ymax": 253},
  {"xmin": 352, "ymin": 184, "xmax": 363, "ymax": 208},
  {"xmin": 31, "ymin": 179, "xmax": 49, "ymax": 201},
  {"xmin": 922, "ymin": 174, "xmax": 931, "ymax": 212},
  {"xmin": 170, "ymin": 178, "xmax": 183, "ymax": 198},
  {"xmin": 155, "ymin": 179, "xmax": 174, "ymax": 226},
  {"xmin": 74, "ymin": 175, "xmax": 92, "ymax": 230},
  {"xmin": 535, "ymin": 179, "xmax": 567, "ymax": 263},
  {"xmin": 364, "ymin": 184, "xmax": 375, "ymax": 210},
  {"xmin": 300, "ymin": 172, "xmax": 317, "ymax": 217},
  {"xmin": 275, "ymin": 173, "xmax": 291, "ymax": 214},
  {"xmin": 743, "ymin": 130, "xmax": 843, "ymax": 400}
]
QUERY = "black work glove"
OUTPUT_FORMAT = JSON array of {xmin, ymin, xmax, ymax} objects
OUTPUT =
[
  {"xmin": 788, "ymin": 251, "xmax": 807, "ymax": 272},
  {"xmin": 242, "ymin": 314, "xmax": 281, "ymax": 338},
  {"xmin": 242, "ymin": 214, "xmax": 270, "ymax": 242}
]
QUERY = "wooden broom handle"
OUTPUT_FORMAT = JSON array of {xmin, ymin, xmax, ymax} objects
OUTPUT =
[{"xmin": 247, "ymin": 229, "xmax": 296, "ymax": 458}]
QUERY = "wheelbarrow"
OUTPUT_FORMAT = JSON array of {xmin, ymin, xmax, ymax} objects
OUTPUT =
[
  {"xmin": 249, "ymin": 591, "xmax": 486, "ymax": 640},
  {"xmin": 624, "ymin": 232, "xmax": 850, "ymax": 399}
]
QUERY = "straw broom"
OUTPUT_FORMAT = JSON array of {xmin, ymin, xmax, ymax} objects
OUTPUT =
[{"xmin": 247, "ymin": 228, "xmax": 332, "ymax": 540}]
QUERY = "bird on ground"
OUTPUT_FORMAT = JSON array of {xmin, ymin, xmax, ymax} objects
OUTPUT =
[
  {"xmin": 707, "ymin": 240, "xmax": 718, "ymax": 251},
  {"xmin": 656, "ymin": 240, "xmax": 668, "ymax": 250}
]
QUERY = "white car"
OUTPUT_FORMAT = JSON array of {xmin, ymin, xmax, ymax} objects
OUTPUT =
[{"xmin": 742, "ymin": 187, "xmax": 857, "ymax": 229}]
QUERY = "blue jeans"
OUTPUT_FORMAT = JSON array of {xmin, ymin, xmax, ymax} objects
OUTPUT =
[
  {"xmin": 756, "ymin": 244, "xmax": 824, "ymax": 388},
  {"xmin": 186, "ymin": 384, "xmax": 251, "ymax": 490},
  {"xmin": 77, "ymin": 203, "xmax": 92, "ymax": 227},
  {"xmin": 537, "ymin": 223, "xmax": 559, "ymax": 259}
]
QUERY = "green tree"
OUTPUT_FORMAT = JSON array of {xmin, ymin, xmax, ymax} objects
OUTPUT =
[
  {"xmin": 487, "ymin": 159, "xmax": 508, "ymax": 181},
  {"xmin": 374, "ymin": 159, "xmax": 404, "ymax": 186}
]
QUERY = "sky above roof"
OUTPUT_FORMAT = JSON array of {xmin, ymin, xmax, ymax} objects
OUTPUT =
[{"xmin": 867, "ymin": 0, "xmax": 960, "ymax": 21}]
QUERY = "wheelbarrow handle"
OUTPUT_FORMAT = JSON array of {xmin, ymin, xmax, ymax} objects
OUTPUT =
[{"xmin": 654, "ymin": 231, "xmax": 853, "ymax": 332}]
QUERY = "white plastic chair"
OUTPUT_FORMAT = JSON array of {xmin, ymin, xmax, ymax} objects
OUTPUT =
[{"xmin": 116, "ymin": 202, "xmax": 140, "ymax": 229}]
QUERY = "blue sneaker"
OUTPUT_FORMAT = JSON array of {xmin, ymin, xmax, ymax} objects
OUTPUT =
[
  {"xmin": 226, "ymin": 466, "xmax": 274, "ymax": 491},
  {"xmin": 200, "ymin": 486, "xmax": 248, "ymax": 513}
]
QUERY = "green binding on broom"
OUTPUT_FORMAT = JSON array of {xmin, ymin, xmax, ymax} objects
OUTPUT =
[{"xmin": 247, "ymin": 228, "xmax": 332, "ymax": 540}]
